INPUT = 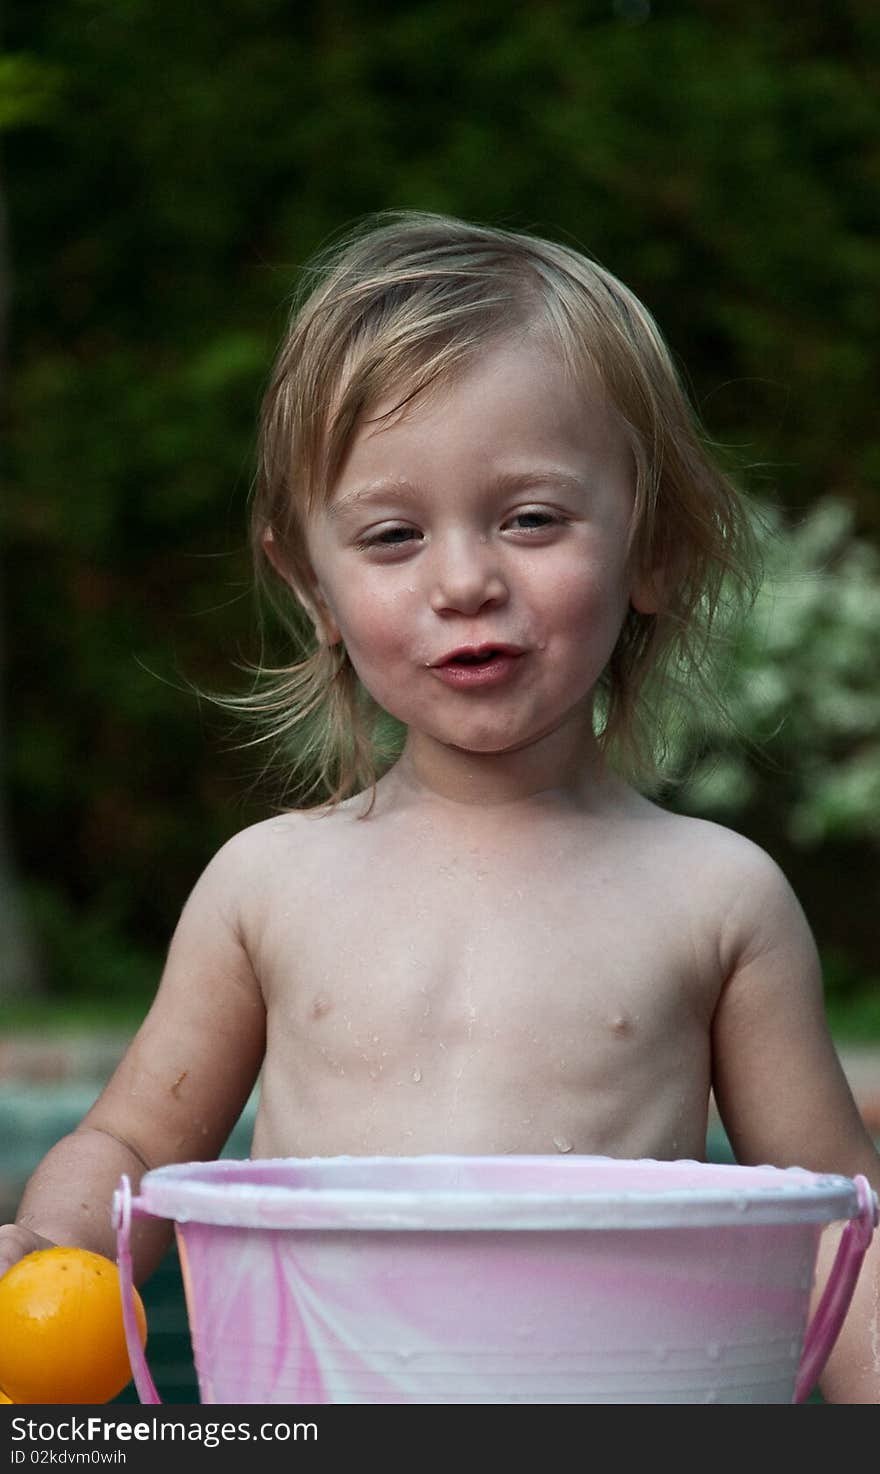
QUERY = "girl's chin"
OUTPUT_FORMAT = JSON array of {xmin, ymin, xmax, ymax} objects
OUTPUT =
[{"xmin": 412, "ymin": 722, "xmax": 582, "ymax": 761}]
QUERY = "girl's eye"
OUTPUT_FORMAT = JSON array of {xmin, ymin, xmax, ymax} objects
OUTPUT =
[
  {"xmin": 355, "ymin": 511, "xmax": 565, "ymax": 549},
  {"xmin": 357, "ymin": 526, "xmax": 420, "ymax": 549},
  {"xmin": 508, "ymin": 510, "xmax": 562, "ymax": 531}
]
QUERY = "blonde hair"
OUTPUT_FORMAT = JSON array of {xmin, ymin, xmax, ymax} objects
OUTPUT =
[{"xmin": 237, "ymin": 210, "xmax": 760, "ymax": 810}]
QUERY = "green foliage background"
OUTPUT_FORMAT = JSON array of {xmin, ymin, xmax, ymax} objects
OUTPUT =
[{"xmin": 2, "ymin": 0, "xmax": 878, "ymax": 1025}]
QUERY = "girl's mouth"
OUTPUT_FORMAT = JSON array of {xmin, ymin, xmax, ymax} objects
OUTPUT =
[
  {"xmin": 433, "ymin": 642, "xmax": 526, "ymax": 666},
  {"xmin": 430, "ymin": 647, "xmax": 525, "ymax": 688},
  {"xmin": 450, "ymin": 650, "xmax": 498, "ymax": 664}
]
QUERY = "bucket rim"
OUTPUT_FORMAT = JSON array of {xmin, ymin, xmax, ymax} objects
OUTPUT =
[{"xmin": 133, "ymin": 1154, "xmax": 861, "ymax": 1232}]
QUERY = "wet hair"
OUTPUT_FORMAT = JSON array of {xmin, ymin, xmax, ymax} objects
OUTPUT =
[{"xmin": 234, "ymin": 210, "xmax": 760, "ymax": 811}]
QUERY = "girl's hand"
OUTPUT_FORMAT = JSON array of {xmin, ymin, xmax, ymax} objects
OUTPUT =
[{"xmin": 0, "ymin": 1223, "xmax": 56, "ymax": 1279}]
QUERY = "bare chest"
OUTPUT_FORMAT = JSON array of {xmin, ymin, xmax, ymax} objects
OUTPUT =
[{"xmin": 255, "ymin": 835, "xmax": 713, "ymax": 1075}]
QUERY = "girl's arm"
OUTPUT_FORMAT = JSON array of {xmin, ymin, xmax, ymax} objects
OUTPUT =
[
  {"xmin": 711, "ymin": 846, "xmax": 880, "ymax": 1404},
  {"xmin": 1, "ymin": 837, "xmax": 267, "ymax": 1284}
]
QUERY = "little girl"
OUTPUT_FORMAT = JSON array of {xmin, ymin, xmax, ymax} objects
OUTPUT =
[{"xmin": 3, "ymin": 212, "xmax": 878, "ymax": 1401}]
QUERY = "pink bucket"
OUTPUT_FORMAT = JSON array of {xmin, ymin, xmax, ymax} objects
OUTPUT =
[{"xmin": 113, "ymin": 1155, "xmax": 877, "ymax": 1405}]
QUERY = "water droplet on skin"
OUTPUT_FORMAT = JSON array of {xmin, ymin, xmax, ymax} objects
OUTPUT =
[
  {"xmin": 553, "ymin": 1136, "xmax": 573, "ymax": 1154},
  {"xmin": 412, "ymin": 1068, "xmax": 422, "ymax": 1083}
]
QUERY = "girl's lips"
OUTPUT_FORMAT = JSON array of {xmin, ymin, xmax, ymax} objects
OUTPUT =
[{"xmin": 429, "ymin": 651, "xmax": 525, "ymax": 688}]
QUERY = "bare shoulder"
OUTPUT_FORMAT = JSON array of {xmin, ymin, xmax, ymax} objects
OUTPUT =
[
  {"xmin": 629, "ymin": 798, "xmax": 811, "ymax": 972},
  {"xmin": 675, "ymin": 815, "xmax": 811, "ymax": 969},
  {"xmin": 201, "ymin": 806, "xmax": 334, "ymax": 882},
  {"xmin": 199, "ymin": 804, "xmax": 355, "ymax": 926},
  {"xmin": 628, "ymin": 796, "xmax": 785, "ymax": 878},
  {"xmin": 631, "ymin": 795, "xmax": 777, "ymax": 871}
]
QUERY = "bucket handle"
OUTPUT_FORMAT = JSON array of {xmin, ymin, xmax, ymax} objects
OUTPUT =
[
  {"xmin": 112, "ymin": 1175, "xmax": 161, "ymax": 1405},
  {"xmin": 112, "ymin": 1170, "xmax": 877, "ymax": 1407},
  {"xmin": 793, "ymin": 1173, "xmax": 878, "ymax": 1404}
]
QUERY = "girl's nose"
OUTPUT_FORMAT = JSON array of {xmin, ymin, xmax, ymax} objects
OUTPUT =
[{"xmin": 428, "ymin": 535, "xmax": 509, "ymax": 616}]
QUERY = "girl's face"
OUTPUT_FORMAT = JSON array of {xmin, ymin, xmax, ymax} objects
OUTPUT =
[{"xmin": 297, "ymin": 333, "xmax": 655, "ymax": 785}]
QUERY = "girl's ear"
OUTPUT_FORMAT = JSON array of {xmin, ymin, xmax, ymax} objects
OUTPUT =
[
  {"xmin": 261, "ymin": 526, "xmax": 342, "ymax": 646},
  {"xmin": 629, "ymin": 564, "xmax": 664, "ymax": 616}
]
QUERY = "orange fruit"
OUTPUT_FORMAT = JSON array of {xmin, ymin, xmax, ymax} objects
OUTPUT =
[{"xmin": 0, "ymin": 1247, "xmax": 147, "ymax": 1404}]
